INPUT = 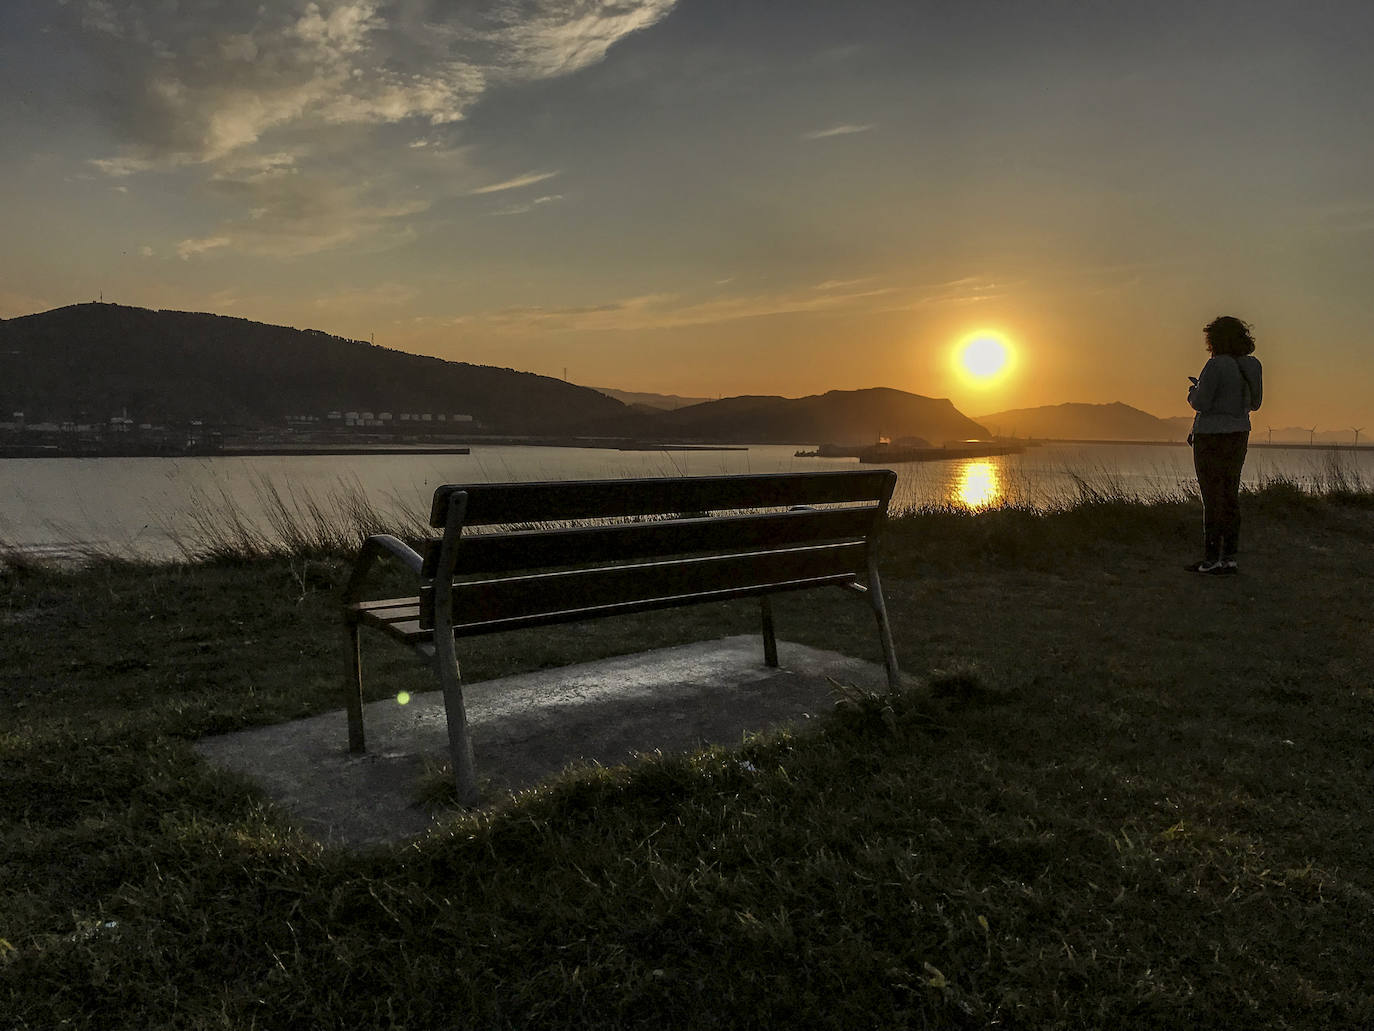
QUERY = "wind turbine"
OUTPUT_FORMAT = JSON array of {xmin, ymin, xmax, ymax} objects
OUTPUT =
[
  {"xmin": 1309, "ymin": 426, "xmax": 1317, "ymax": 446},
  {"xmin": 1354, "ymin": 427, "xmax": 1364, "ymax": 447}
]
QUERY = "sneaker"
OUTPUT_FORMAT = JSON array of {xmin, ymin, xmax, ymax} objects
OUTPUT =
[
  {"xmin": 1217, "ymin": 559, "xmax": 1239, "ymax": 575},
  {"xmin": 1185, "ymin": 559, "xmax": 1224, "ymax": 573}
]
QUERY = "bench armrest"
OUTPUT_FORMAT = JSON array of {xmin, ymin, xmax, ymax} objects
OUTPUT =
[{"xmin": 343, "ymin": 533, "xmax": 427, "ymax": 606}]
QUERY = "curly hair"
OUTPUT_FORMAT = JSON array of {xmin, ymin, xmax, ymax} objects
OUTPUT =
[{"xmin": 1204, "ymin": 315, "xmax": 1255, "ymax": 356}]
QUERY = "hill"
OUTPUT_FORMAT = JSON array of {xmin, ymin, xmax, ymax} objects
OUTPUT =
[
  {"xmin": 977, "ymin": 401, "xmax": 1184, "ymax": 441},
  {"xmin": 0, "ymin": 304, "xmax": 627, "ymax": 435},
  {"xmin": 584, "ymin": 387, "xmax": 990, "ymax": 445},
  {"xmin": 592, "ymin": 386, "xmax": 714, "ymax": 411}
]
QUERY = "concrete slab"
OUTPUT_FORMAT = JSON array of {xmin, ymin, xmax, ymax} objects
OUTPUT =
[{"xmin": 194, "ymin": 636, "xmax": 891, "ymax": 848}]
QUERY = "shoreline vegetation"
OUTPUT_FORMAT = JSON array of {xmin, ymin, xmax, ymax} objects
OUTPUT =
[
  {"xmin": 4, "ymin": 455, "xmax": 1369, "ymax": 569},
  {"xmin": 2, "ymin": 468, "xmax": 1372, "ymax": 1027}
]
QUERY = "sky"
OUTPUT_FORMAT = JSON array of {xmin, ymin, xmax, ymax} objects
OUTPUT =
[{"xmin": 2, "ymin": 0, "xmax": 1372, "ymax": 430}]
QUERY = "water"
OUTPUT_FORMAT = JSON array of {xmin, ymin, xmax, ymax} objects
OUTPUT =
[{"xmin": 1, "ymin": 442, "xmax": 1368, "ymax": 560}]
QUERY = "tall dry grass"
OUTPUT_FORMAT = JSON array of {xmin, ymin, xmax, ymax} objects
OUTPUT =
[{"xmin": 1, "ymin": 454, "xmax": 1369, "ymax": 570}]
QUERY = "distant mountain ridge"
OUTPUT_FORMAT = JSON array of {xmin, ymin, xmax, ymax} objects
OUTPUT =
[
  {"xmin": 977, "ymin": 402, "xmax": 1361, "ymax": 444},
  {"xmin": 0, "ymin": 303, "xmax": 626, "ymax": 434},
  {"xmin": 592, "ymin": 387, "xmax": 714, "ymax": 411},
  {"xmin": 586, "ymin": 387, "xmax": 990, "ymax": 445},
  {"xmin": 977, "ymin": 402, "xmax": 1186, "ymax": 441}
]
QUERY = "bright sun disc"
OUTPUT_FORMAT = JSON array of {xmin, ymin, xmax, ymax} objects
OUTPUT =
[{"xmin": 952, "ymin": 331, "xmax": 1015, "ymax": 387}]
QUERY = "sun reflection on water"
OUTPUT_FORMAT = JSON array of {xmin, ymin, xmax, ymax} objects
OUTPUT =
[{"xmin": 955, "ymin": 460, "xmax": 1001, "ymax": 509}]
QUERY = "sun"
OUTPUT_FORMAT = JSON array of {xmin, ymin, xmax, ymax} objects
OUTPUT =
[{"xmin": 951, "ymin": 330, "xmax": 1016, "ymax": 388}]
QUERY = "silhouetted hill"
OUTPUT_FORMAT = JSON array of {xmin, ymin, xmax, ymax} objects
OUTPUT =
[
  {"xmin": 581, "ymin": 388, "xmax": 989, "ymax": 445},
  {"xmin": 593, "ymin": 386, "xmax": 713, "ymax": 411},
  {"xmin": 977, "ymin": 402, "xmax": 1183, "ymax": 441},
  {"xmin": 0, "ymin": 304, "xmax": 626, "ymax": 434}
]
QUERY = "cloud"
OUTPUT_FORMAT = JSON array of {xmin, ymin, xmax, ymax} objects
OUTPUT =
[
  {"xmin": 61, "ymin": 1, "xmax": 676, "ymax": 257},
  {"xmin": 189, "ymin": 170, "xmax": 432, "ymax": 257},
  {"xmin": 90, "ymin": 156, "xmax": 158, "ymax": 178},
  {"xmin": 451, "ymin": 272, "xmax": 1026, "ymax": 334},
  {"xmin": 812, "ymin": 277, "xmax": 873, "ymax": 291},
  {"xmin": 801, "ymin": 123, "xmax": 875, "ymax": 141},
  {"xmin": 469, "ymin": 170, "xmax": 561, "ymax": 195},
  {"xmin": 489, "ymin": 194, "xmax": 563, "ymax": 215},
  {"xmin": 458, "ymin": 283, "xmax": 900, "ymax": 333},
  {"xmin": 177, "ymin": 236, "xmax": 233, "ymax": 260},
  {"xmin": 475, "ymin": 0, "xmax": 678, "ymax": 79},
  {"xmin": 887, "ymin": 276, "xmax": 1016, "ymax": 309},
  {"xmin": 69, "ymin": 1, "xmax": 676, "ymax": 168}
]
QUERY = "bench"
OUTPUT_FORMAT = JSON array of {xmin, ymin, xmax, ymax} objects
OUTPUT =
[{"xmin": 342, "ymin": 469, "xmax": 902, "ymax": 802}]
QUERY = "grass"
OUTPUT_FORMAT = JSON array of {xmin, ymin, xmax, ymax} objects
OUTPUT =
[{"xmin": 1, "ymin": 479, "xmax": 1373, "ymax": 1028}]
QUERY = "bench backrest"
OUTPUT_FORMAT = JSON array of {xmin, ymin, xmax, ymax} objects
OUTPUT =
[{"xmin": 417, "ymin": 470, "xmax": 897, "ymax": 633}]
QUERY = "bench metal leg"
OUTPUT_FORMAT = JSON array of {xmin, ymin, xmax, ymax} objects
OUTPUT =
[
  {"xmin": 434, "ymin": 635, "xmax": 480, "ymax": 806},
  {"xmin": 344, "ymin": 620, "xmax": 366, "ymax": 753},
  {"xmin": 866, "ymin": 565, "xmax": 902, "ymax": 693},
  {"xmin": 760, "ymin": 595, "xmax": 779, "ymax": 667}
]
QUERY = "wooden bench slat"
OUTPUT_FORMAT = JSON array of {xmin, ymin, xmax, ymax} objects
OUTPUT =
[
  {"xmin": 448, "ymin": 573, "xmax": 858, "ymax": 637},
  {"xmin": 354, "ymin": 597, "xmax": 423, "ymax": 614},
  {"xmin": 419, "ymin": 541, "xmax": 867, "ymax": 630},
  {"xmin": 418, "ymin": 505, "xmax": 881, "ymax": 577},
  {"xmin": 359, "ymin": 574, "xmax": 862, "ymax": 645},
  {"xmin": 428, "ymin": 470, "xmax": 896, "ymax": 527}
]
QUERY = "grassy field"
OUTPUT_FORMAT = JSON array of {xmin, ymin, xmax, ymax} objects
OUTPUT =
[{"xmin": 2, "ymin": 482, "xmax": 1372, "ymax": 1029}]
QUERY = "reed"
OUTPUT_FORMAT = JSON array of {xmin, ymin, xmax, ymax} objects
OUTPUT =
[{"xmin": 2, "ymin": 456, "xmax": 1370, "ymax": 571}]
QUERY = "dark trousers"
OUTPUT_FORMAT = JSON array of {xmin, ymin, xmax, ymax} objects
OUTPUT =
[{"xmin": 1192, "ymin": 431, "xmax": 1249, "ymax": 561}]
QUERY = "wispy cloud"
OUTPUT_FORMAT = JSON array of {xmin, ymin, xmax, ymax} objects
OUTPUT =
[
  {"xmin": 456, "ymin": 283, "xmax": 900, "ymax": 334},
  {"xmin": 451, "ymin": 272, "xmax": 1030, "ymax": 334},
  {"xmin": 469, "ymin": 171, "xmax": 561, "ymax": 195},
  {"xmin": 180, "ymin": 171, "xmax": 430, "ymax": 258},
  {"xmin": 880, "ymin": 275, "xmax": 1017, "ymax": 310},
  {"xmin": 490, "ymin": 194, "xmax": 564, "ymax": 216},
  {"xmin": 176, "ymin": 236, "xmax": 232, "ymax": 260},
  {"xmin": 812, "ymin": 277, "xmax": 873, "ymax": 291},
  {"xmin": 801, "ymin": 123, "xmax": 875, "ymax": 141}
]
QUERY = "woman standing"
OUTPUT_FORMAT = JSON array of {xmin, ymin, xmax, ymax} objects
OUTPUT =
[{"xmin": 1187, "ymin": 315, "xmax": 1263, "ymax": 574}]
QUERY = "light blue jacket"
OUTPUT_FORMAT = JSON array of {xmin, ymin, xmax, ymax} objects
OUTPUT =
[{"xmin": 1189, "ymin": 354, "xmax": 1263, "ymax": 435}]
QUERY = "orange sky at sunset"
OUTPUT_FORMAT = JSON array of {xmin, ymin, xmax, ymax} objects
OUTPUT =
[{"xmin": 3, "ymin": 1, "xmax": 1372, "ymax": 429}]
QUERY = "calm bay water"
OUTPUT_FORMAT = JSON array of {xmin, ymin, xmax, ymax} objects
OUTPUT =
[{"xmin": 1, "ymin": 442, "xmax": 1369, "ymax": 559}]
